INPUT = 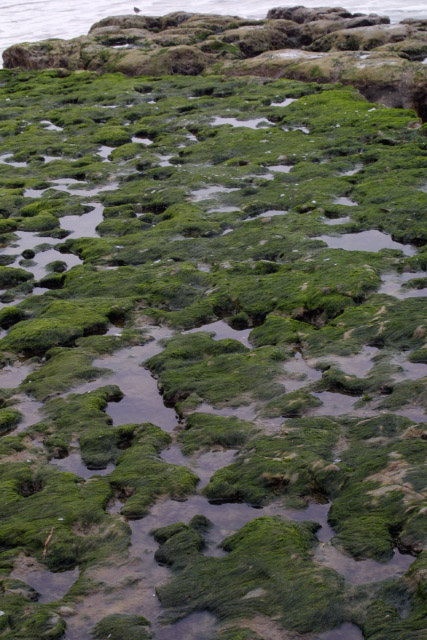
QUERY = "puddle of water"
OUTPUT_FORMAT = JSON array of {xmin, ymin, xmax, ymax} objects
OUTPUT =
[
  {"xmin": 52, "ymin": 178, "xmax": 119, "ymax": 198},
  {"xmin": 42, "ymin": 155, "xmax": 61, "ymax": 163},
  {"xmin": 170, "ymin": 233, "xmax": 193, "ymax": 242},
  {"xmin": 339, "ymin": 164, "xmax": 363, "ymax": 176},
  {"xmin": 315, "ymin": 623, "xmax": 364, "ymax": 640},
  {"xmin": 195, "ymin": 402, "xmax": 258, "ymax": 422},
  {"xmin": 105, "ymin": 325, "xmax": 123, "ymax": 337},
  {"xmin": 40, "ymin": 120, "xmax": 63, "ymax": 132},
  {"xmin": 310, "ymin": 392, "xmax": 360, "ymax": 416},
  {"xmin": 5, "ymin": 236, "xmax": 82, "ymax": 280},
  {"xmin": 11, "ymin": 564, "xmax": 78, "ymax": 604},
  {"xmin": 23, "ymin": 187, "xmax": 46, "ymax": 198},
  {"xmin": 275, "ymin": 50, "xmax": 324, "ymax": 60},
  {"xmin": 158, "ymin": 155, "xmax": 173, "ymax": 167},
  {"xmin": 25, "ymin": 179, "xmax": 119, "ymax": 199},
  {"xmin": 160, "ymin": 446, "xmax": 239, "ymax": 490},
  {"xmin": 280, "ymin": 352, "xmax": 322, "ymax": 392},
  {"xmin": 68, "ymin": 328, "xmax": 177, "ymax": 431},
  {"xmin": 191, "ymin": 185, "xmax": 239, "ymax": 203},
  {"xmin": 332, "ymin": 197, "xmax": 358, "ymax": 206},
  {"xmin": 390, "ymin": 407, "xmax": 427, "ymax": 423},
  {"xmin": 391, "ymin": 353, "xmax": 427, "ymax": 382},
  {"xmin": 325, "ymin": 346, "xmax": 380, "ymax": 378},
  {"xmin": 97, "ymin": 145, "xmax": 114, "ymax": 161},
  {"xmin": 159, "ymin": 444, "xmax": 189, "ymax": 467},
  {"xmin": 267, "ymin": 164, "xmax": 292, "ymax": 173},
  {"xmin": 323, "ymin": 216, "xmax": 351, "ymax": 226},
  {"xmin": 29, "ymin": 248, "xmax": 81, "ymax": 280},
  {"xmin": 378, "ymin": 271, "xmax": 427, "ymax": 299},
  {"xmin": 106, "ymin": 498, "xmax": 124, "ymax": 514},
  {"xmin": 211, "ymin": 116, "xmax": 271, "ymax": 129},
  {"xmin": 315, "ymin": 543, "xmax": 415, "ymax": 585},
  {"xmin": 0, "ymin": 362, "xmax": 34, "ymax": 388},
  {"xmin": 60, "ymin": 203, "xmax": 104, "ymax": 239},
  {"xmin": 12, "ymin": 397, "xmax": 43, "ymax": 432},
  {"xmin": 131, "ymin": 496, "xmax": 335, "ymax": 564},
  {"xmin": 183, "ymin": 319, "xmax": 251, "ymax": 348},
  {"xmin": 284, "ymin": 501, "xmax": 334, "ymax": 543},
  {"xmin": 31, "ymin": 286, "xmax": 50, "ymax": 296},
  {"xmin": 49, "ymin": 451, "xmax": 115, "ymax": 479},
  {"xmin": 1, "ymin": 230, "xmax": 47, "ymax": 257},
  {"xmin": 207, "ymin": 205, "xmax": 239, "ymax": 213},
  {"xmin": 318, "ymin": 230, "xmax": 417, "ymax": 256},
  {"xmin": 194, "ymin": 449, "xmax": 239, "ymax": 489},
  {"xmin": 130, "ymin": 496, "xmax": 264, "ymax": 561},
  {"xmin": 62, "ymin": 579, "xmax": 165, "ymax": 640},
  {"xmin": 132, "ymin": 136, "xmax": 153, "ymax": 145},
  {"xmin": 155, "ymin": 612, "xmax": 217, "ymax": 640},
  {"xmin": 271, "ymin": 98, "xmax": 296, "ymax": 107},
  {"xmin": 0, "ymin": 153, "xmax": 27, "ymax": 168},
  {"xmin": 243, "ymin": 209, "xmax": 288, "ymax": 221}
]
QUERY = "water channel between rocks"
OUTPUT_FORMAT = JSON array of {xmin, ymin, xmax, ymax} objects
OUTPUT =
[{"xmin": 318, "ymin": 230, "xmax": 417, "ymax": 256}]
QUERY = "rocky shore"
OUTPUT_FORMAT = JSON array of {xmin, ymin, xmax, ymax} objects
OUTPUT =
[
  {"xmin": 0, "ymin": 6, "xmax": 426, "ymax": 640},
  {"xmin": 3, "ymin": 6, "xmax": 427, "ymax": 119}
]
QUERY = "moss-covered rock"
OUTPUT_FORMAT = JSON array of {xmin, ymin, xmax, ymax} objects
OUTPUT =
[
  {"xmin": 156, "ymin": 517, "xmax": 346, "ymax": 633},
  {"xmin": 91, "ymin": 614, "xmax": 151, "ymax": 640},
  {"xmin": 109, "ymin": 423, "xmax": 198, "ymax": 518}
]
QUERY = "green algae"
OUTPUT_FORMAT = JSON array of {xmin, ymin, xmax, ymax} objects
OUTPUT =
[
  {"xmin": 0, "ymin": 409, "xmax": 22, "ymax": 436},
  {"xmin": 0, "ymin": 301, "xmax": 110, "ymax": 356},
  {"xmin": 91, "ymin": 614, "xmax": 151, "ymax": 640},
  {"xmin": 0, "ymin": 66, "xmax": 425, "ymax": 640},
  {"xmin": 203, "ymin": 417, "xmax": 340, "ymax": 506},
  {"xmin": 0, "ymin": 267, "xmax": 33, "ymax": 288},
  {"xmin": 155, "ymin": 516, "xmax": 346, "ymax": 633},
  {"xmin": 109, "ymin": 423, "xmax": 198, "ymax": 518},
  {"xmin": 20, "ymin": 331, "xmax": 142, "ymax": 400},
  {"xmin": 326, "ymin": 417, "xmax": 426, "ymax": 560},
  {"xmin": 146, "ymin": 333, "xmax": 285, "ymax": 409},
  {"xmin": 179, "ymin": 412, "xmax": 257, "ymax": 455}
]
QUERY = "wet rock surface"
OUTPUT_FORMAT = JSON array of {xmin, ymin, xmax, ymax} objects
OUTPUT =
[
  {"xmin": 0, "ymin": 56, "xmax": 425, "ymax": 640},
  {"xmin": 2, "ymin": 7, "xmax": 427, "ymax": 118}
]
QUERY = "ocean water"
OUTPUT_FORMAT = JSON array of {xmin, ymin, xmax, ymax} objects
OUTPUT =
[{"xmin": 0, "ymin": 0, "xmax": 427, "ymax": 63}]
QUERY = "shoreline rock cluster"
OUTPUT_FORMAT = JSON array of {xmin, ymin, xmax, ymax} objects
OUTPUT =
[{"xmin": 3, "ymin": 6, "xmax": 427, "ymax": 118}]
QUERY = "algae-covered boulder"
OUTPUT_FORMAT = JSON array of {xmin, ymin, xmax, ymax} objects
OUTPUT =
[
  {"xmin": 0, "ymin": 266, "xmax": 33, "ymax": 288},
  {"xmin": 156, "ymin": 517, "xmax": 346, "ymax": 633},
  {"xmin": 0, "ymin": 408, "xmax": 22, "ymax": 435},
  {"xmin": 91, "ymin": 614, "xmax": 151, "ymax": 640},
  {"xmin": 0, "ymin": 301, "xmax": 109, "ymax": 355},
  {"xmin": 109, "ymin": 423, "xmax": 198, "ymax": 517}
]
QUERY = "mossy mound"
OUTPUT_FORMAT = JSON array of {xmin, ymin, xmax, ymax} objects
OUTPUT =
[{"xmin": 155, "ymin": 516, "xmax": 346, "ymax": 633}]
